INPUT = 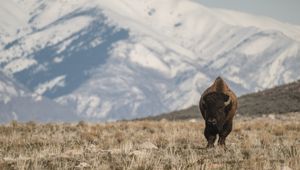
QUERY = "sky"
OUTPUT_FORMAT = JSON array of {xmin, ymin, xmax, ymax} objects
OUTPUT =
[{"xmin": 196, "ymin": 0, "xmax": 300, "ymax": 25}]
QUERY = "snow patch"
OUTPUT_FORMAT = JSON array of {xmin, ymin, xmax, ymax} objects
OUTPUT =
[
  {"xmin": 35, "ymin": 75, "xmax": 66, "ymax": 95},
  {"xmin": 12, "ymin": 112, "xmax": 18, "ymax": 120},
  {"xmin": 241, "ymin": 37, "xmax": 273, "ymax": 55},
  {"xmin": 129, "ymin": 44, "xmax": 169, "ymax": 74},
  {"xmin": 0, "ymin": 81, "xmax": 18, "ymax": 96},
  {"xmin": 53, "ymin": 56, "xmax": 63, "ymax": 63},
  {"xmin": 4, "ymin": 58, "xmax": 37, "ymax": 74}
]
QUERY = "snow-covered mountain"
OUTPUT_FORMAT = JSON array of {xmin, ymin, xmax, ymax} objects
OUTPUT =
[
  {"xmin": 0, "ymin": 0, "xmax": 300, "ymax": 121},
  {"xmin": 0, "ymin": 71, "xmax": 79, "ymax": 123}
]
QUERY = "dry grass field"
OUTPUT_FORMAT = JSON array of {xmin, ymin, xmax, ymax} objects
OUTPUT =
[{"xmin": 0, "ymin": 113, "xmax": 299, "ymax": 170}]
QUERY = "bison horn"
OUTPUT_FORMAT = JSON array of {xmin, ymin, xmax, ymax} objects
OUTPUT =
[{"xmin": 224, "ymin": 97, "xmax": 231, "ymax": 106}]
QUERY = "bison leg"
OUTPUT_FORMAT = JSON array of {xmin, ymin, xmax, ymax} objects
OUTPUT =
[
  {"xmin": 204, "ymin": 126, "xmax": 217, "ymax": 148},
  {"xmin": 218, "ymin": 121, "xmax": 233, "ymax": 146}
]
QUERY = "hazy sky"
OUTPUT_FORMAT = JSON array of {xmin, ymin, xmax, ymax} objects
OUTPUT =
[{"xmin": 196, "ymin": 0, "xmax": 300, "ymax": 25}]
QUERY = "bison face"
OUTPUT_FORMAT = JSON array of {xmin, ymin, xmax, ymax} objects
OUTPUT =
[{"xmin": 202, "ymin": 92, "xmax": 231, "ymax": 131}]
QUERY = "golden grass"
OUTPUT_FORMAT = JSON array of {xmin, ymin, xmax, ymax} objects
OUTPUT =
[{"xmin": 0, "ymin": 113, "xmax": 299, "ymax": 170}]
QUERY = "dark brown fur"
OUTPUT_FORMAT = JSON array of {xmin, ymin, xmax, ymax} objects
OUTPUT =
[{"xmin": 199, "ymin": 77, "xmax": 238, "ymax": 147}]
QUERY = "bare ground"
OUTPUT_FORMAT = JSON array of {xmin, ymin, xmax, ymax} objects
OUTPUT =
[{"xmin": 0, "ymin": 113, "xmax": 299, "ymax": 170}]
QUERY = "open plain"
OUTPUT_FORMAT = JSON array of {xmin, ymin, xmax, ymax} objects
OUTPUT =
[{"xmin": 0, "ymin": 113, "xmax": 299, "ymax": 170}]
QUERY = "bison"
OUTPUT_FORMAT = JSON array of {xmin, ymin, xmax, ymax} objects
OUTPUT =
[{"xmin": 199, "ymin": 77, "xmax": 237, "ymax": 148}]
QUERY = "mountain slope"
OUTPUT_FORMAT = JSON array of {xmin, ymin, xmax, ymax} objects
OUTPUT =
[
  {"xmin": 0, "ymin": 0, "xmax": 300, "ymax": 121},
  {"xmin": 0, "ymin": 72, "xmax": 79, "ymax": 123},
  {"xmin": 140, "ymin": 79, "xmax": 300, "ymax": 121}
]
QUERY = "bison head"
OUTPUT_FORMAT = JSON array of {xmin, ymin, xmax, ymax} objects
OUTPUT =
[{"xmin": 202, "ymin": 92, "xmax": 231, "ymax": 131}]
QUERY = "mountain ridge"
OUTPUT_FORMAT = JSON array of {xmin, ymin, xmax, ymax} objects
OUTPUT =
[{"xmin": 138, "ymin": 79, "xmax": 300, "ymax": 121}]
